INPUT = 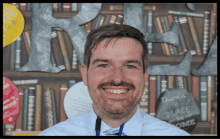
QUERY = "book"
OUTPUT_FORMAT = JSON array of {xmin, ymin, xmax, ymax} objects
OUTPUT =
[
  {"xmin": 188, "ymin": 17, "xmax": 202, "ymax": 56},
  {"xmin": 179, "ymin": 17, "xmax": 196, "ymax": 56},
  {"xmin": 51, "ymin": 89, "xmax": 57, "ymax": 124},
  {"xmin": 173, "ymin": 16, "xmax": 187, "ymax": 54},
  {"xmin": 161, "ymin": 76, "xmax": 167, "ymax": 93},
  {"xmin": 15, "ymin": 36, "xmax": 21, "ymax": 70},
  {"xmin": 13, "ymin": 79, "xmax": 39, "ymax": 85},
  {"xmin": 35, "ymin": 84, "xmax": 42, "ymax": 131},
  {"xmin": 26, "ymin": 3, "xmax": 31, "ymax": 11},
  {"xmin": 109, "ymin": 5, "xmax": 156, "ymax": 11},
  {"xmin": 200, "ymin": 76, "xmax": 208, "ymax": 121},
  {"xmin": 160, "ymin": 16, "xmax": 174, "ymax": 56},
  {"xmin": 109, "ymin": 15, "xmax": 117, "ymax": 24},
  {"xmin": 99, "ymin": 15, "xmax": 105, "ymax": 27},
  {"xmin": 207, "ymin": 76, "xmax": 212, "ymax": 121},
  {"xmin": 85, "ymin": 22, "xmax": 91, "ymax": 34},
  {"xmin": 168, "ymin": 10, "xmax": 204, "ymax": 17},
  {"xmin": 140, "ymin": 81, "xmax": 149, "ymax": 113},
  {"xmin": 10, "ymin": 41, "xmax": 16, "ymax": 70},
  {"xmin": 27, "ymin": 87, "xmax": 36, "ymax": 131},
  {"xmin": 51, "ymin": 31, "xmax": 65, "ymax": 70},
  {"xmin": 43, "ymin": 87, "xmax": 55, "ymax": 128},
  {"xmin": 53, "ymin": 3, "xmax": 58, "ymax": 11},
  {"xmin": 154, "ymin": 17, "xmax": 166, "ymax": 55},
  {"xmin": 15, "ymin": 88, "xmax": 24, "ymax": 132},
  {"xmin": 3, "ymin": 42, "xmax": 11, "ymax": 70},
  {"xmin": 4, "ymin": 124, "xmax": 15, "ymax": 136},
  {"xmin": 22, "ymin": 31, "xmax": 31, "ymax": 56},
  {"xmin": 192, "ymin": 70, "xmax": 200, "ymax": 102},
  {"xmin": 72, "ymin": 50, "xmax": 78, "ymax": 70},
  {"xmin": 57, "ymin": 31, "xmax": 71, "ymax": 71},
  {"xmin": 63, "ymin": 3, "xmax": 71, "ymax": 12},
  {"xmin": 10, "ymin": 131, "xmax": 41, "ymax": 136},
  {"xmin": 22, "ymin": 88, "xmax": 29, "ymax": 131},
  {"xmin": 19, "ymin": 3, "xmax": 26, "ymax": 10},
  {"xmin": 115, "ymin": 15, "xmax": 123, "ymax": 24},
  {"xmin": 147, "ymin": 11, "xmax": 153, "ymax": 55},
  {"xmin": 168, "ymin": 76, "xmax": 174, "ymax": 89},
  {"xmin": 187, "ymin": 73, "xmax": 192, "ymax": 93},
  {"xmin": 149, "ymin": 76, "xmax": 156, "ymax": 117},
  {"xmin": 156, "ymin": 76, "xmax": 161, "ymax": 99},
  {"xmin": 209, "ymin": 3, "xmax": 217, "ymax": 47},
  {"xmin": 69, "ymin": 80, "xmax": 76, "ymax": 89},
  {"xmin": 62, "ymin": 31, "xmax": 73, "ymax": 69},
  {"xmin": 103, "ymin": 14, "xmax": 111, "ymax": 25},
  {"xmin": 60, "ymin": 84, "xmax": 68, "ymax": 122},
  {"xmin": 210, "ymin": 109, "xmax": 215, "ymax": 134},
  {"xmin": 203, "ymin": 11, "xmax": 211, "ymax": 55}
]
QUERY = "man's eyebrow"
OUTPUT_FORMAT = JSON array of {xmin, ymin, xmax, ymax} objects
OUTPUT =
[
  {"xmin": 92, "ymin": 59, "xmax": 108, "ymax": 65},
  {"xmin": 127, "ymin": 60, "xmax": 142, "ymax": 67}
]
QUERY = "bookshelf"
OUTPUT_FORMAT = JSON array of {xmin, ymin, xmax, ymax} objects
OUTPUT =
[{"xmin": 3, "ymin": 3, "xmax": 217, "ymax": 136}]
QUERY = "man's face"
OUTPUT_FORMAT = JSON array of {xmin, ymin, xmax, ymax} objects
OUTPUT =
[{"xmin": 81, "ymin": 37, "xmax": 148, "ymax": 119}]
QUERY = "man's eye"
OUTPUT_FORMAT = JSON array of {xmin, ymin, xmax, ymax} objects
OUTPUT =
[
  {"xmin": 98, "ymin": 64, "xmax": 108, "ymax": 68},
  {"xmin": 126, "ymin": 65, "xmax": 135, "ymax": 69}
]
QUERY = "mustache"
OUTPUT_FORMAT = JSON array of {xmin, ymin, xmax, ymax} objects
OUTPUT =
[{"xmin": 98, "ymin": 81, "xmax": 135, "ymax": 90}]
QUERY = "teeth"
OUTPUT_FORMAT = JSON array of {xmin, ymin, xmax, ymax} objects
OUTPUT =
[{"xmin": 104, "ymin": 89, "xmax": 126, "ymax": 94}]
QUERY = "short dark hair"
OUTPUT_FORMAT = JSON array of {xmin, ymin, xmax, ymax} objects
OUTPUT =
[{"xmin": 83, "ymin": 24, "xmax": 148, "ymax": 72}]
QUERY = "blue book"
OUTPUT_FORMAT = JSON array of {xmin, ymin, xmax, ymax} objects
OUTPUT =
[
  {"xmin": 95, "ymin": 15, "xmax": 102, "ymax": 29},
  {"xmin": 163, "ymin": 16, "xmax": 178, "ymax": 56},
  {"xmin": 200, "ymin": 76, "xmax": 207, "ymax": 121},
  {"xmin": 15, "ymin": 36, "xmax": 21, "ymax": 70},
  {"xmin": 22, "ymin": 88, "xmax": 29, "ymax": 131},
  {"xmin": 71, "ymin": 3, "xmax": 78, "ymax": 12},
  {"xmin": 147, "ymin": 11, "xmax": 153, "ymax": 55},
  {"xmin": 26, "ymin": 3, "xmax": 31, "ymax": 11},
  {"xmin": 156, "ymin": 76, "xmax": 161, "ymax": 98}
]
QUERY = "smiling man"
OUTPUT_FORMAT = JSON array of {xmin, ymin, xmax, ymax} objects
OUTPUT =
[{"xmin": 38, "ymin": 24, "xmax": 190, "ymax": 136}]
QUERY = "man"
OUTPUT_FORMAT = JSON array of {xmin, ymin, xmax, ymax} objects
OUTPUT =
[{"xmin": 38, "ymin": 24, "xmax": 190, "ymax": 136}]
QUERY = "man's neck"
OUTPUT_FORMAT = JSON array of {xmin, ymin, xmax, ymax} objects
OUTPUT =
[{"xmin": 93, "ymin": 105, "xmax": 138, "ymax": 128}]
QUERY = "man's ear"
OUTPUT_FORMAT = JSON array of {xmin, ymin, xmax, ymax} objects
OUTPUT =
[
  {"xmin": 144, "ymin": 68, "xmax": 148, "ymax": 84},
  {"xmin": 80, "ymin": 63, "xmax": 88, "ymax": 86}
]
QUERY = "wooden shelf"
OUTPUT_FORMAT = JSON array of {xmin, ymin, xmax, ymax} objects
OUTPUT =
[{"xmin": 3, "ymin": 70, "xmax": 82, "ymax": 79}]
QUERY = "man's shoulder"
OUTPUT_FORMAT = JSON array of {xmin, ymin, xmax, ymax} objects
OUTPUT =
[
  {"xmin": 38, "ymin": 112, "xmax": 91, "ymax": 136},
  {"xmin": 139, "ymin": 110, "xmax": 190, "ymax": 136}
]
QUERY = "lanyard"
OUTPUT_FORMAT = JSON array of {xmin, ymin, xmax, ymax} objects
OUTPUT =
[{"xmin": 95, "ymin": 116, "xmax": 125, "ymax": 136}]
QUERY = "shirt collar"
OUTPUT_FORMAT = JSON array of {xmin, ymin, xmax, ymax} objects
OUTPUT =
[{"xmin": 88, "ymin": 104, "xmax": 143, "ymax": 136}]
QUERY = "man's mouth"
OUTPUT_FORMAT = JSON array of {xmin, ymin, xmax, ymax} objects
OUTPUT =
[{"xmin": 102, "ymin": 88, "xmax": 131, "ymax": 94}]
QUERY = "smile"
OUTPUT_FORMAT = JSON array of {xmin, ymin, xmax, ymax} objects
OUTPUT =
[{"xmin": 102, "ymin": 88, "xmax": 130, "ymax": 94}]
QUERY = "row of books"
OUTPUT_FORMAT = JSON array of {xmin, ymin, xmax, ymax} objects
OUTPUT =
[
  {"xmin": 3, "ymin": 79, "xmax": 77, "ymax": 136},
  {"xmin": 10, "ymin": 3, "xmax": 80, "ymax": 12},
  {"xmin": 139, "ymin": 75, "xmax": 217, "ymax": 134}
]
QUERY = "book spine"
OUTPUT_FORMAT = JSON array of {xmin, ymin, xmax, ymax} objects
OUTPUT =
[
  {"xmin": 57, "ymin": 31, "xmax": 71, "ymax": 71},
  {"xmin": 179, "ymin": 17, "xmax": 196, "ymax": 56},
  {"xmin": 203, "ymin": 11, "xmax": 210, "ymax": 55},
  {"xmin": 58, "ymin": 3, "xmax": 63, "ymax": 12},
  {"xmin": 3, "ymin": 42, "xmax": 11, "ymax": 70},
  {"xmin": 22, "ymin": 88, "xmax": 29, "ymax": 131},
  {"xmin": 187, "ymin": 72, "xmax": 192, "ymax": 93},
  {"xmin": 200, "ymin": 77, "xmax": 208, "ymax": 121},
  {"xmin": 115, "ymin": 15, "xmax": 123, "ymax": 25},
  {"xmin": 147, "ymin": 11, "xmax": 153, "ymax": 55},
  {"xmin": 15, "ymin": 88, "xmax": 24, "ymax": 131},
  {"xmin": 164, "ymin": 15, "xmax": 178, "ymax": 55},
  {"xmin": 192, "ymin": 70, "xmax": 200, "ymax": 102},
  {"xmin": 154, "ymin": 17, "xmax": 166, "ymax": 55},
  {"xmin": 35, "ymin": 84, "xmax": 42, "ymax": 131},
  {"xmin": 15, "ymin": 36, "xmax": 21, "ymax": 70},
  {"xmin": 168, "ymin": 10, "xmax": 204, "ymax": 17},
  {"xmin": 26, "ymin": 3, "xmax": 31, "ymax": 11},
  {"xmin": 99, "ymin": 15, "xmax": 105, "ymax": 27},
  {"xmin": 69, "ymin": 80, "xmax": 76, "ymax": 89},
  {"xmin": 175, "ymin": 76, "xmax": 185, "ymax": 89},
  {"xmin": 51, "ymin": 31, "xmax": 65, "ymax": 70},
  {"xmin": 85, "ymin": 22, "xmax": 91, "ymax": 34},
  {"xmin": 63, "ymin": 3, "xmax": 71, "ymax": 12},
  {"xmin": 161, "ymin": 76, "xmax": 167, "ymax": 93},
  {"xmin": 43, "ymin": 88, "xmax": 54, "ymax": 128},
  {"xmin": 209, "ymin": 3, "xmax": 217, "ymax": 46},
  {"xmin": 51, "ymin": 89, "xmax": 57, "ymax": 124},
  {"xmin": 60, "ymin": 84, "xmax": 68, "ymax": 122},
  {"xmin": 207, "ymin": 76, "xmax": 212, "ymax": 121},
  {"xmin": 72, "ymin": 50, "xmax": 78, "ymax": 70},
  {"xmin": 109, "ymin": 15, "xmax": 117, "ymax": 24},
  {"xmin": 210, "ymin": 110, "xmax": 215, "ymax": 134},
  {"xmin": 156, "ymin": 75, "xmax": 161, "ymax": 98},
  {"xmin": 173, "ymin": 16, "xmax": 187, "ymax": 54},
  {"xmin": 19, "ymin": 3, "xmax": 26, "ymax": 11},
  {"xmin": 160, "ymin": 16, "xmax": 174, "ymax": 56},
  {"xmin": 213, "ymin": 76, "xmax": 217, "ymax": 134},
  {"xmin": 71, "ymin": 3, "xmax": 78, "ymax": 12},
  {"xmin": 140, "ymin": 81, "xmax": 149, "ymax": 113},
  {"xmin": 103, "ymin": 14, "xmax": 111, "ymax": 25},
  {"xmin": 53, "ymin": 3, "xmax": 58, "ymax": 11},
  {"xmin": 22, "ymin": 32, "xmax": 30, "ymax": 56},
  {"xmin": 109, "ymin": 5, "xmax": 156, "ymax": 11},
  {"xmin": 188, "ymin": 17, "xmax": 202, "ymax": 56},
  {"xmin": 168, "ymin": 76, "xmax": 174, "ymax": 89},
  {"xmin": 27, "ymin": 87, "xmax": 36, "ymax": 131},
  {"xmin": 10, "ymin": 41, "xmax": 16, "ymax": 70},
  {"xmin": 149, "ymin": 76, "xmax": 156, "ymax": 117},
  {"xmin": 13, "ymin": 79, "xmax": 39, "ymax": 85},
  {"xmin": 4, "ymin": 124, "xmax": 15, "ymax": 136}
]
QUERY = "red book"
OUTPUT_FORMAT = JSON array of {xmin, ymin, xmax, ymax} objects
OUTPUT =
[
  {"xmin": 149, "ymin": 76, "xmax": 156, "ymax": 117},
  {"xmin": 210, "ymin": 109, "xmax": 215, "ymax": 134},
  {"xmin": 60, "ymin": 84, "xmax": 68, "ymax": 122},
  {"xmin": 63, "ymin": 3, "xmax": 71, "ymax": 12},
  {"xmin": 19, "ymin": 3, "xmax": 26, "ymax": 11},
  {"xmin": 192, "ymin": 74, "xmax": 199, "ymax": 102}
]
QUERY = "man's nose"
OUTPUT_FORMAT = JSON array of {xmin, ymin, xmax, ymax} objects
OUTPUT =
[{"xmin": 110, "ymin": 67, "xmax": 125, "ymax": 84}]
